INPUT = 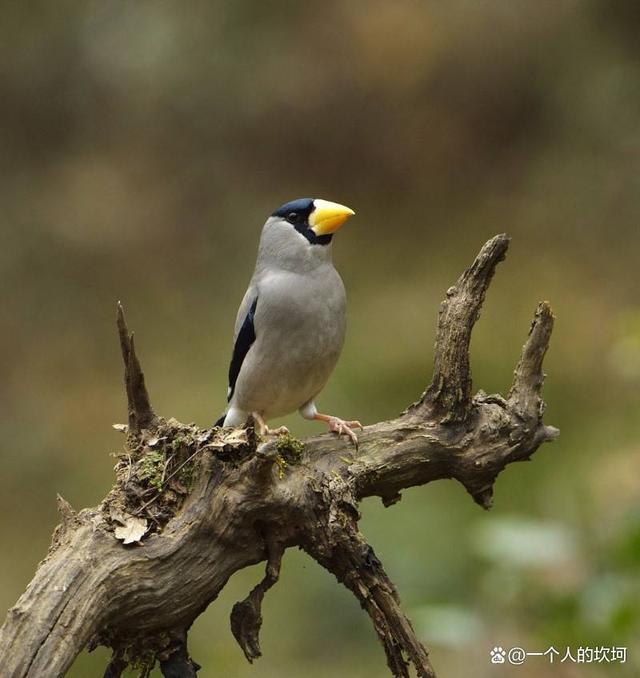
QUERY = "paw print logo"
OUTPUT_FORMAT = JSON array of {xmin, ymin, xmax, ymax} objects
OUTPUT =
[{"xmin": 490, "ymin": 646, "xmax": 507, "ymax": 664}]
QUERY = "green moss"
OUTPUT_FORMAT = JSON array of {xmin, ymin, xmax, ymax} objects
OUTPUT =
[
  {"xmin": 179, "ymin": 461, "xmax": 196, "ymax": 491},
  {"xmin": 137, "ymin": 450, "xmax": 165, "ymax": 490},
  {"xmin": 170, "ymin": 433, "xmax": 188, "ymax": 451},
  {"xmin": 271, "ymin": 433, "xmax": 304, "ymax": 479},
  {"xmin": 275, "ymin": 433, "xmax": 304, "ymax": 464},
  {"xmin": 274, "ymin": 455, "xmax": 287, "ymax": 479}
]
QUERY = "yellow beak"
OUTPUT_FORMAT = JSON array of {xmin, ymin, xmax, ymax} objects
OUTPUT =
[{"xmin": 309, "ymin": 199, "xmax": 355, "ymax": 236}]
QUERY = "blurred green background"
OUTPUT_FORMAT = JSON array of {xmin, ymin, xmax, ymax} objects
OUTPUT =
[{"xmin": 2, "ymin": 1, "xmax": 639, "ymax": 676}]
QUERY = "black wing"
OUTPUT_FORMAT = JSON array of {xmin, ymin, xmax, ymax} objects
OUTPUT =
[{"xmin": 227, "ymin": 297, "xmax": 258, "ymax": 402}]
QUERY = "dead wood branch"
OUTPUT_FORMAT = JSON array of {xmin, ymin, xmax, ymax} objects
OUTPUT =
[{"xmin": 0, "ymin": 236, "xmax": 557, "ymax": 678}]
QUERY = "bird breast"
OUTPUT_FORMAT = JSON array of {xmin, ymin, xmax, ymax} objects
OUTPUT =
[{"xmin": 233, "ymin": 266, "xmax": 346, "ymax": 418}]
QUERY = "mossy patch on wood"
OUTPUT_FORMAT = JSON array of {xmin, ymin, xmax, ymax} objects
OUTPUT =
[
  {"xmin": 273, "ymin": 432, "xmax": 304, "ymax": 478},
  {"xmin": 103, "ymin": 419, "xmax": 256, "ymax": 537}
]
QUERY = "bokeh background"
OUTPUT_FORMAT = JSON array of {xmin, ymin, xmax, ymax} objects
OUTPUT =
[{"xmin": 2, "ymin": 1, "xmax": 639, "ymax": 676}]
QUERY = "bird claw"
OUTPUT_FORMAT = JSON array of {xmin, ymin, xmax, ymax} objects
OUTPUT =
[
  {"xmin": 251, "ymin": 412, "xmax": 289, "ymax": 438},
  {"xmin": 325, "ymin": 417, "xmax": 363, "ymax": 446}
]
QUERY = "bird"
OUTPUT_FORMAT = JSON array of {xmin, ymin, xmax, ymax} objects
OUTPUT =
[{"xmin": 214, "ymin": 197, "xmax": 362, "ymax": 445}]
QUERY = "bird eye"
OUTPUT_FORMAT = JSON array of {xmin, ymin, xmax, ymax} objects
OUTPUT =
[{"xmin": 287, "ymin": 212, "xmax": 298, "ymax": 222}]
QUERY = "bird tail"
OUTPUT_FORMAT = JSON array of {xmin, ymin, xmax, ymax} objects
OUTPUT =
[{"xmin": 214, "ymin": 413, "xmax": 226, "ymax": 428}]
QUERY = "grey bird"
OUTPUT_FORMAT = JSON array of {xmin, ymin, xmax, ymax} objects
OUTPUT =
[{"xmin": 215, "ymin": 198, "xmax": 362, "ymax": 444}]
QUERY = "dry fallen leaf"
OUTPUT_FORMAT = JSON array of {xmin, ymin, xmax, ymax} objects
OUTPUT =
[
  {"xmin": 111, "ymin": 510, "xmax": 148, "ymax": 545},
  {"xmin": 206, "ymin": 428, "xmax": 248, "ymax": 450},
  {"xmin": 222, "ymin": 429, "xmax": 249, "ymax": 446}
]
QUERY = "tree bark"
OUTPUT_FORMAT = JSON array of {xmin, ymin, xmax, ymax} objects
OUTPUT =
[{"xmin": 0, "ymin": 235, "xmax": 558, "ymax": 678}]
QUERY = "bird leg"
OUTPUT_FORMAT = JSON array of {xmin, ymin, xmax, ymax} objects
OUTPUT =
[
  {"xmin": 313, "ymin": 413, "xmax": 363, "ymax": 446},
  {"xmin": 299, "ymin": 401, "xmax": 362, "ymax": 446},
  {"xmin": 251, "ymin": 412, "xmax": 289, "ymax": 438}
]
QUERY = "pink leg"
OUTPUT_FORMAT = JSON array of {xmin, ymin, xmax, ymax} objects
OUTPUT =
[
  {"xmin": 252, "ymin": 412, "xmax": 289, "ymax": 437},
  {"xmin": 313, "ymin": 413, "xmax": 363, "ymax": 446}
]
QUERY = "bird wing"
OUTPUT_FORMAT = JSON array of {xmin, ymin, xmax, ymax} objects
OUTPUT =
[{"xmin": 227, "ymin": 285, "xmax": 258, "ymax": 402}]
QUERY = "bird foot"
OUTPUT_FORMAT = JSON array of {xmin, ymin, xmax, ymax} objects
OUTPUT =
[
  {"xmin": 323, "ymin": 416, "xmax": 363, "ymax": 446},
  {"xmin": 251, "ymin": 413, "xmax": 289, "ymax": 438}
]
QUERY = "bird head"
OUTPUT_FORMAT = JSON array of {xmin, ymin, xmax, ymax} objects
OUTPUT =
[
  {"xmin": 257, "ymin": 198, "xmax": 355, "ymax": 272},
  {"xmin": 270, "ymin": 198, "xmax": 355, "ymax": 246}
]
